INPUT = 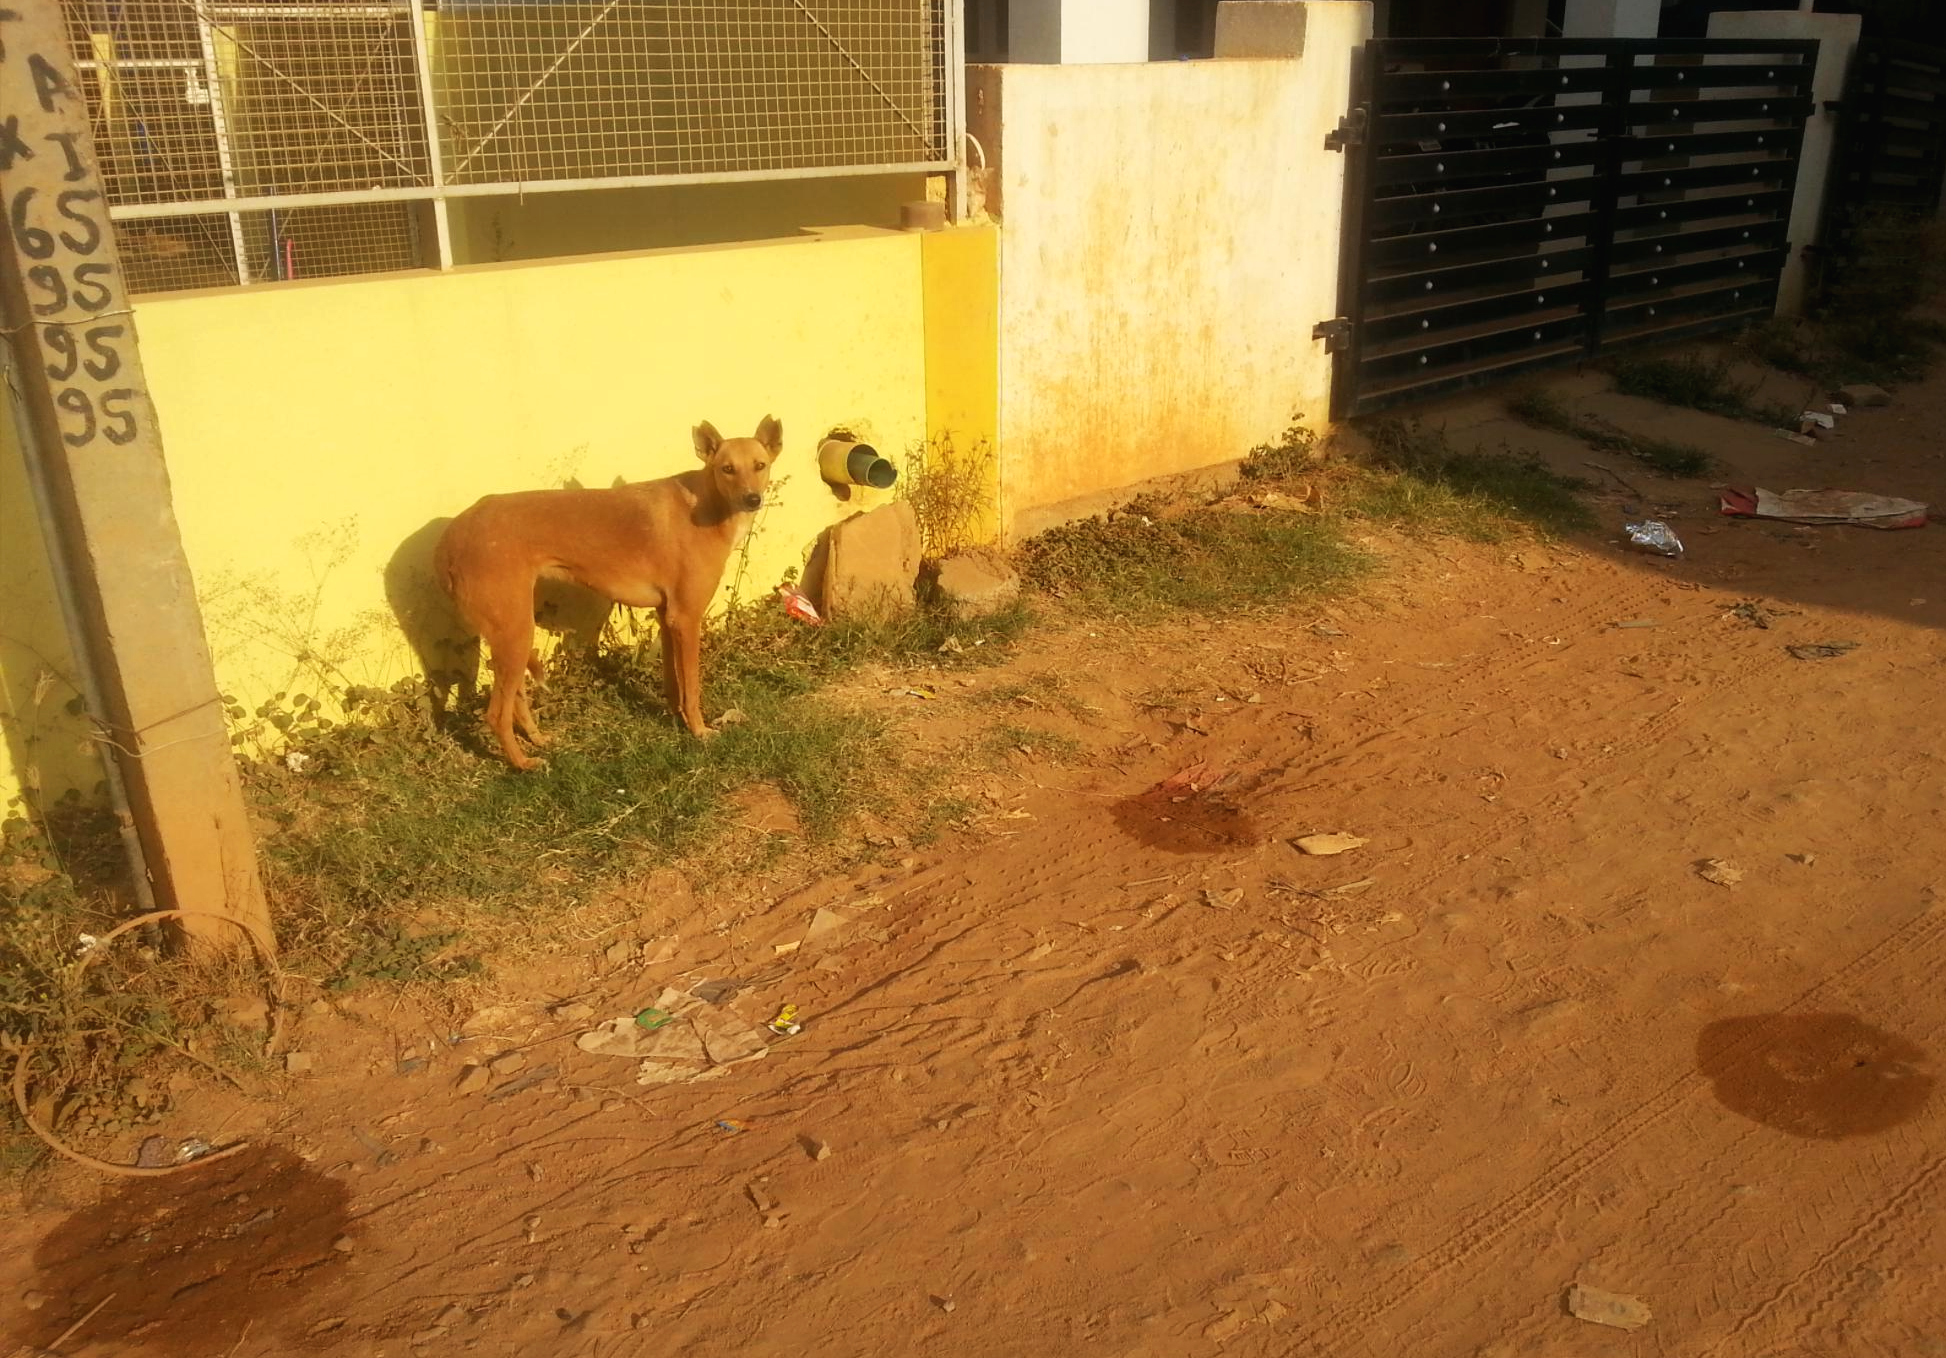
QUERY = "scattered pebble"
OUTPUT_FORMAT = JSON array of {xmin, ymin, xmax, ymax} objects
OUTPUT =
[
  {"xmin": 332, "ymin": 1235, "xmax": 354, "ymax": 1253},
  {"xmin": 21, "ymin": 1290, "xmax": 45, "ymax": 1312},
  {"xmin": 933, "ymin": 1296, "xmax": 956, "ymax": 1314},
  {"xmin": 551, "ymin": 1001, "xmax": 596, "ymax": 1024},
  {"xmin": 284, "ymin": 1051, "xmax": 316, "ymax": 1075},
  {"xmin": 455, "ymin": 1065, "xmax": 491, "ymax": 1095},
  {"xmin": 1296, "ymin": 833, "xmax": 1367, "ymax": 857},
  {"xmin": 1566, "ymin": 1282, "xmax": 1652, "ymax": 1331},
  {"xmin": 490, "ymin": 1052, "xmax": 526, "ymax": 1076}
]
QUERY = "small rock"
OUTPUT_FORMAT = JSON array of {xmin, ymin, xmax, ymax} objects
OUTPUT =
[
  {"xmin": 712, "ymin": 708, "xmax": 749, "ymax": 729},
  {"xmin": 1699, "ymin": 859, "xmax": 1744, "ymax": 888},
  {"xmin": 1836, "ymin": 382, "xmax": 1890, "ymax": 408},
  {"xmin": 435, "ymin": 1304, "xmax": 465, "ymax": 1326},
  {"xmin": 762, "ymin": 1212, "xmax": 784, "ymax": 1229},
  {"xmin": 933, "ymin": 1296, "xmax": 956, "ymax": 1314},
  {"xmin": 489, "ymin": 1052, "xmax": 526, "ymax": 1076},
  {"xmin": 513, "ymin": 1273, "xmax": 537, "ymax": 1290},
  {"xmin": 1260, "ymin": 1299, "xmax": 1289, "ymax": 1325},
  {"xmin": 284, "ymin": 1051, "xmax": 316, "ymax": 1075},
  {"xmin": 1566, "ymin": 1282, "xmax": 1652, "ymax": 1331},
  {"xmin": 332, "ymin": 1235, "xmax": 355, "ymax": 1253},
  {"xmin": 21, "ymin": 1290, "xmax": 46, "ymax": 1311},
  {"xmin": 604, "ymin": 940, "xmax": 634, "ymax": 967},
  {"xmin": 932, "ymin": 550, "xmax": 1022, "ymax": 618},
  {"xmin": 455, "ymin": 1065, "xmax": 491, "ymax": 1095},
  {"xmin": 813, "ymin": 1139, "xmax": 833, "ymax": 1162},
  {"xmin": 551, "ymin": 1001, "xmax": 596, "ymax": 1024},
  {"xmin": 306, "ymin": 999, "xmax": 332, "ymax": 1019},
  {"xmin": 1296, "ymin": 832, "xmax": 1367, "ymax": 857}
]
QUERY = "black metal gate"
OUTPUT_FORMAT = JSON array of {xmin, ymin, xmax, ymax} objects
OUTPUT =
[
  {"xmin": 1322, "ymin": 37, "xmax": 1820, "ymax": 418},
  {"xmin": 1821, "ymin": 37, "xmax": 1946, "ymax": 287}
]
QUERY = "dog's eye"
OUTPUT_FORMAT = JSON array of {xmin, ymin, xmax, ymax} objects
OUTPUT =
[{"xmin": 753, "ymin": 462, "xmax": 766, "ymax": 472}]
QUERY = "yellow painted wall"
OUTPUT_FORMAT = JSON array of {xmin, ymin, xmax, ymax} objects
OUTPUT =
[
  {"xmin": 1, "ymin": 222, "xmax": 1002, "ymax": 806},
  {"xmin": 446, "ymin": 176, "xmax": 926, "ymax": 264},
  {"xmin": 0, "ymin": 390, "xmax": 108, "ymax": 809},
  {"xmin": 920, "ymin": 225, "xmax": 1003, "ymax": 544},
  {"xmin": 130, "ymin": 228, "xmax": 928, "ymax": 745}
]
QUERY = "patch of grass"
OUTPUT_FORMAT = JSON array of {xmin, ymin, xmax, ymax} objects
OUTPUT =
[
  {"xmin": 2, "ymin": 808, "xmax": 275, "ymax": 1174},
  {"xmin": 1017, "ymin": 496, "xmax": 1372, "ymax": 612},
  {"xmin": 1238, "ymin": 420, "xmax": 1321, "ymax": 483},
  {"xmin": 1607, "ymin": 350, "xmax": 1783, "ymax": 425},
  {"xmin": 1509, "ymin": 389, "xmax": 1714, "ymax": 478},
  {"xmin": 1017, "ymin": 418, "xmax": 1594, "ymax": 613},
  {"xmin": 1356, "ymin": 419, "xmax": 1597, "ymax": 538},
  {"xmin": 254, "ymin": 590, "xmax": 1037, "ymax": 988},
  {"xmin": 973, "ymin": 671, "xmax": 1097, "ymax": 720},
  {"xmin": 1132, "ymin": 680, "xmax": 1196, "ymax": 712},
  {"xmin": 982, "ymin": 721, "xmax": 1084, "ymax": 762}
]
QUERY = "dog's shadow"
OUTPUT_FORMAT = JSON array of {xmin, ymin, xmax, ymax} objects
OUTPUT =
[{"xmin": 384, "ymin": 514, "xmax": 618, "ymax": 739}]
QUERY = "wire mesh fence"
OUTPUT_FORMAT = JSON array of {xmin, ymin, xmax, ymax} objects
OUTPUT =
[{"xmin": 60, "ymin": 0, "xmax": 958, "ymax": 293}]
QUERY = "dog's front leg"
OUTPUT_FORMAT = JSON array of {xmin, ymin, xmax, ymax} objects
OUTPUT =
[
  {"xmin": 657, "ymin": 607, "xmax": 712, "ymax": 735},
  {"xmin": 660, "ymin": 610, "xmax": 710, "ymax": 737}
]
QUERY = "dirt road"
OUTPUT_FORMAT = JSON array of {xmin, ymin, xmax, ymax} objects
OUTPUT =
[{"xmin": 6, "ymin": 368, "xmax": 1945, "ymax": 1357}]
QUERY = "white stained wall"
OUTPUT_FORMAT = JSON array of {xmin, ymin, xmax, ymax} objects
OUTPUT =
[{"xmin": 970, "ymin": 1, "xmax": 1374, "ymax": 536}]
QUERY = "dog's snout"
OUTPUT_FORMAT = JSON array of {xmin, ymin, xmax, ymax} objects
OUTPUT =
[{"xmin": 742, "ymin": 492, "xmax": 764, "ymax": 511}]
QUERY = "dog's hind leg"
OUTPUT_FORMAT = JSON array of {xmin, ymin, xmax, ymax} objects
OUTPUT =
[
  {"xmin": 514, "ymin": 648, "xmax": 550, "ymax": 747},
  {"xmin": 479, "ymin": 620, "xmax": 542, "ymax": 770}
]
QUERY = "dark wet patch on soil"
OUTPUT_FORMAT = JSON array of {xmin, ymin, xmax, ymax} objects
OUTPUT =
[
  {"xmin": 22, "ymin": 1146, "xmax": 352, "ymax": 1353},
  {"xmin": 1696, "ymin": 1012, "xmax": 1934, "ymax": 1140},
  {"xmin": 1111, "ymin": 786, "xmax": 1264, "ymax": 852}
]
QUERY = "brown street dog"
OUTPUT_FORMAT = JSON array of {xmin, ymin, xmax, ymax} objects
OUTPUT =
[{"xmin": 433, "ymin": 417, "xmax": 782, "ymax": 770}]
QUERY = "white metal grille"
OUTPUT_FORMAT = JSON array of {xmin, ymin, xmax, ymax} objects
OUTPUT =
[{"xmin": 60, "ymin": 0, "xmax": 959, "ymax": 293}]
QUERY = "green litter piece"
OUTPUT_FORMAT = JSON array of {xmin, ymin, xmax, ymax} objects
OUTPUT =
[{"xmin": 634, "ymin": 1008, "xmax": 673, "ymax": 1031}]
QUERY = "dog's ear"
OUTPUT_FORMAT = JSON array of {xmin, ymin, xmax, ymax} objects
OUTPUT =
[
  {"xmin": 692, "ymin": 421, "xmax": 723, "ymax": 461},
  {"xmin": 755, "ymin": 415, "xmax": 783, "ymax": 457}
]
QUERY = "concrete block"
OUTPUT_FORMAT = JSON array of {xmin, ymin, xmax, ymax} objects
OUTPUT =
[{"xmin": 820, "ymin": 502, "xmax": 921, "ymax": 621}]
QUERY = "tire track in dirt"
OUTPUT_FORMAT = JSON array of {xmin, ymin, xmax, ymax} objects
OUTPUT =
[{"xmin": 1286, "ymin": 904, "xmax": 1946, "ymax": 1357}]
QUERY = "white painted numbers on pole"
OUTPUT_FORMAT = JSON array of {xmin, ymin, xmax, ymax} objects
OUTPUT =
[{"xmin": 1, "ymin": 9, "xmax": 144, "ymax": 451}]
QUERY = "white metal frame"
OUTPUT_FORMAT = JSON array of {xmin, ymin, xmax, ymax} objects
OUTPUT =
[{"xmin": 86, "ymin": 0, "xmax": 969, "ymax": 278}]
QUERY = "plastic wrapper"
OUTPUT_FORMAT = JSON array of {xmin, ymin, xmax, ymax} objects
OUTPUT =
[{"xmin": 1625, "ymin": 520, "xmax": 1683, "ymax": 558}]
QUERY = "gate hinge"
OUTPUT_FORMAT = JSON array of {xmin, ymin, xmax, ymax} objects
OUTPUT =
[
  {"xmin": 1325, "ymin": 107, "xmax": 1368, "ymax": 152},
  {"xmin": 1313, "ymin": 318, "xmax": 1353, "ymax": 353}
]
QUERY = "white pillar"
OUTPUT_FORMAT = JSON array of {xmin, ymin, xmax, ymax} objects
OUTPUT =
[
  {"xmin": 1560, "ymin": 0, "xmax": 1660, "ymax": 40},
  {"xmin": 1708, "ymin": 10, "xmax": 1863, "ymax": 316},
  {"xmin": 1009, "ymin": 0, "xmax": 1152, "ymax": 63}
]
